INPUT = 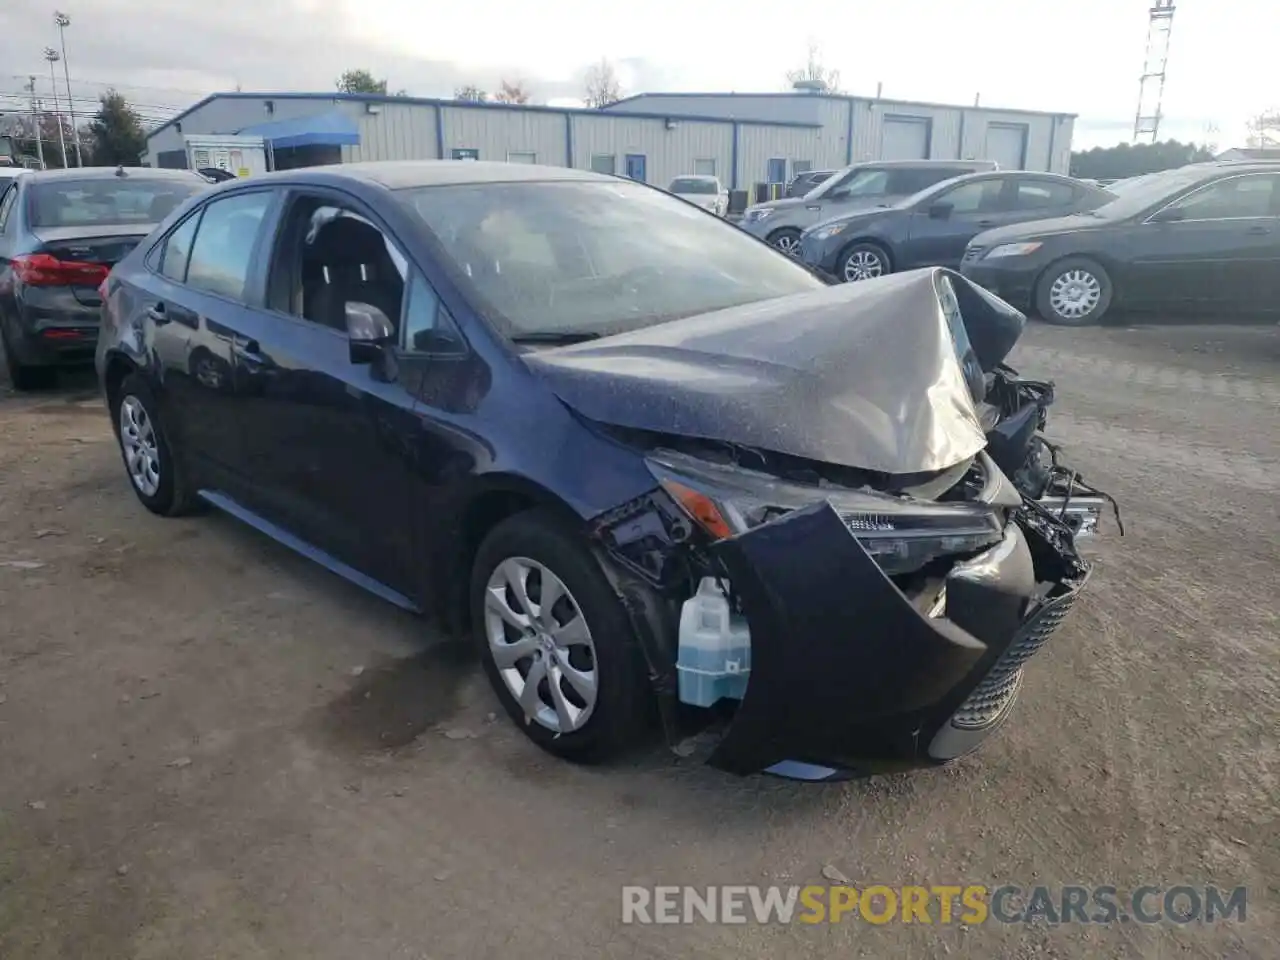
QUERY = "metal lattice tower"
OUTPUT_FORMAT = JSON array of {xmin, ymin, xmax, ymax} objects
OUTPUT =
[{"xmin": 1133, "ymin": 1, "xmax": 1177, "ymax": 142}]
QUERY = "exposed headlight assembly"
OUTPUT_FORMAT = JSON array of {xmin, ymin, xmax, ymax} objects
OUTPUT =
[
  {"xmin": 744, "ymin": 207, "xmax": 773, "ymax": 223},
  {"xmin": 646, "ymin": 451, "xmax": 1005, "ymax": 576},
  {"xmin": 983, "ymin": 241, "xmax": 1043, "ymax": 259}
]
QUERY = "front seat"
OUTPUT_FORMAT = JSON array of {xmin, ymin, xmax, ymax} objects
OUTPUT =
[{"xmin": 304, "ymin": 216, "xmax": 404, "ymax": 331}]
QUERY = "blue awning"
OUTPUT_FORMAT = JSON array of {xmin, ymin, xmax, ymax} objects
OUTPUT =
[{"xmin": 237, "ymin": 110, "xmax": 360, "ymax": 149}]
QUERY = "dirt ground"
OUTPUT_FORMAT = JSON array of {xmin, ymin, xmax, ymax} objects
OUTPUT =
[{"xmin": 1, "ymin": 320, "xmax": 1277, "ymax": 959}]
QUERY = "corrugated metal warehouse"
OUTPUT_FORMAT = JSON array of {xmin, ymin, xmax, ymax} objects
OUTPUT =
[
  {"xmin": 604, "ymin": 92, "xmax": 1076, "ymax": 177},
  {"xmin": 142, "ymin": 89, "xmax": 1075, "ymax": 189}
]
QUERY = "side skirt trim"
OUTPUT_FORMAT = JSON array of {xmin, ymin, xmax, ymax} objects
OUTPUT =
[{"xmin": 196, "ymin": 489, "xmax": 422, "ymax": 613}]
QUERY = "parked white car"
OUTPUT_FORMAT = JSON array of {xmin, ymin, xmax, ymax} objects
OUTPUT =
[{"xmin": 668, "ymin": 175, "xmax": 728, "ymax": 216}]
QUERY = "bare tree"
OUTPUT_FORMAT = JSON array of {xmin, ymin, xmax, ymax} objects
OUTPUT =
[
  {"xmin": 785, "ymin": 43, "xmax": 841, "ymax": 93},
  {"xmin": 494, "ymin": 79, "xmax": 531, "ymax": 105},
  {"xmin": 454, "ymin": 84, "xmax": 488, "ymax": 103},
  {"xmin": 1246, "ymin": 110, "xmax": 1280, "ymax": 149},
  {"xmin": 584, "ymin": 58, "xmax": 622, "ymax": 108}
]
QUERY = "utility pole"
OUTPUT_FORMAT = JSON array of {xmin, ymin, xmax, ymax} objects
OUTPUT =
[
  {"xmin": 25, "ymin": 75, "xmax": 45, "ymax": 169},
  {"xmin": 43, "ymin": 48, "xmax": 68, "ymax": 168},
  {"xmin": 54, "ymin": 12, "xmax": 83, "ymax": 166}
]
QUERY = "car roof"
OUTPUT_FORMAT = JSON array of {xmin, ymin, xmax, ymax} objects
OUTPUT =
[
  {"xmin": 941, "ymin": 170, "xmax": 1086, "ymax": 185},
  {"xmin": 22, "ymin": 166, "xmax": 209, "ymax": 183},
  {"xmin": 854, "ymin": 159, "xmax": 995, "ymax": 169},
  {"xmin": 241, "ymin": 160, "xmax": 615, "ymax": 191},
  {"xmin": 1202, "ymin": 159, "xmax": 1280, "ymax": 172}
]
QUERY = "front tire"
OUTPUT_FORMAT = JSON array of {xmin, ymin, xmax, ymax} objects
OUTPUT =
[
  {"xmin": 837, "ymin": 242, "xmax": 891, "ymax": 282},
  {"xmin": 470, "ymin": 509, "xmax": 652, "ymax": 763},
  {"xmin": 1036, "ymin": 257, "xmax": 1114, "ymax": 326},
  {"xmin": 110, "ymin": 374, "xmax": 198, "ymax": 516},
  {"xmin": 767, "ymin": 227, "xmax": 803, "ymax": 256}
]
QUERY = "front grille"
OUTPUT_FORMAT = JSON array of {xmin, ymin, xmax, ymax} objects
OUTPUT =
[
  {"xmin": 950, "ymin": 589, "xmax": 1079, "ymax": 729},
  {"xmin": 962, "ymin": 245, "xmax": 984, "ymax": 263}
]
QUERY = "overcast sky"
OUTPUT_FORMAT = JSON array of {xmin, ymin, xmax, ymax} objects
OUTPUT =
[{"xmin": 0, "ymin": 0, "xmax": 1274, "ymax": 151}]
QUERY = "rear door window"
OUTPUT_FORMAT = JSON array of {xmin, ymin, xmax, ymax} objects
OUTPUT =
[
  {"xmin": 1011, "ymin": 179, "xmax": 1078, "ymax": 211},
  {"xmin": 183, "ymin": 191, "xmax": 273, "ymax": 300}
]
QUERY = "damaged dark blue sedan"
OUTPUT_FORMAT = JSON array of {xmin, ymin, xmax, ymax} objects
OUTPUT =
[{"xmin": 95, "ymin": 161, "xmax": 1116, "ymax": 779}]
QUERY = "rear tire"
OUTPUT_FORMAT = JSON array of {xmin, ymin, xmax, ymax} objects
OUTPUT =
[
  {"xmin": 1036, "ymin": 257, "xmax": 1114, "ymax": 326},
  {"xmin": 470, "ymin": 509, "xmax": 652, "ymax": 763},
  {"xmin": 767, "ymin": 228, "xmax": 803, "ymax": 256},
  {"xmin": 1, "ymin": 328, "xmax": 55, "ymax": 391},
  {"xmin": 110, "ymin": 374, "xmax": 199, "ymax": 517}
]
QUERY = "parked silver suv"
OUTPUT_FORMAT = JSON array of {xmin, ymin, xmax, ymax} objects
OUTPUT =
[{"xmin": 741, "ymin": 159, "xmax": 999, "ymax": 253}]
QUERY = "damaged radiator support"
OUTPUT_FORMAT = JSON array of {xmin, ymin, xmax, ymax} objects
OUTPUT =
[{"xmin": 590, "ymin": 491, "xmax": 704, "ymax": 751}]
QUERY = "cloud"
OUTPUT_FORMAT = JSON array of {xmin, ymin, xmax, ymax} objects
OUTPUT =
[{"xmin": 0, "ymin": 0, "xmax": 672, "ymax": 118}]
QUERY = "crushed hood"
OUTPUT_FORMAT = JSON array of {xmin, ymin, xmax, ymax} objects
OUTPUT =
[{"xmin": 523, "ymin": 268, "xmax": 1026, "ymax": 476}]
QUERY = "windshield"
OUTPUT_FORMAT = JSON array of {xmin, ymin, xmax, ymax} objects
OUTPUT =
[
  {"xmin": 1080, "ymin": 166, "xmax": 1208, "ymax": 219},
  {"xmin": 668, "ymin": 177, "xmax": 716, "ymax": 194},
  {"xmin": 398, "ymin": 180, "xmax": 825, "ymax": 338},
  {"xmin": 28, "ymin": 177, "xmax": 206, "ymax": 228}
]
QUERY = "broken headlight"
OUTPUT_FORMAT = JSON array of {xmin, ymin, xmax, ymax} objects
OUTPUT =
[{"xmin": 646, "ymin": 450, "xmax": 1005, "ymax": 576}]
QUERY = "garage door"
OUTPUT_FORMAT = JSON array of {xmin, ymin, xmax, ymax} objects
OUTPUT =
[
  {"xmin": 985, "ymin": 124, "xmax": 1027, "ymax": 169},
  {"xmin": 881, "ymin": 117, "xmax": 930, "ymax": 160}
]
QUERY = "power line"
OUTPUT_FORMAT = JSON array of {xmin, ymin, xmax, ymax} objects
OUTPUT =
[
  {"xmin": 1, "ymin": 71, "xmax": 209, "ymax": 102},
  {"xmin": 0, "ymin": 90, "xmax": 183, "ymax": 114}
]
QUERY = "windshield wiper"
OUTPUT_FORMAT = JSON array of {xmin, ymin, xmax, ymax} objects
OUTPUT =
[{"xmin": 509, "ymin": 331, "xmax": 603, "ymax": 345}]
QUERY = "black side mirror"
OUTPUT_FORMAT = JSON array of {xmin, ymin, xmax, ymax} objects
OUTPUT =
[
  {"xmin": 346, "ymin": 301, "xmax": 395, "ymax": 365},
  {"xmin": 928, "ymin": 201, "xmax": 954, "ymax": 220}
]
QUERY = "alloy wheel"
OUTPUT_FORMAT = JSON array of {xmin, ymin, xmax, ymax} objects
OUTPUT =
[
  {"xmin": 1048, "ymin": 269, "xmax": 1102, "ymax": 320},
  {"xmin": 773, "ymin": 233, "xmax": 801, "ymax": 255},
  {"xmin": 483, "ymin": 556, "xmax": 598, "ymax": 735},
  {"xmin": 119, "ymin": 395, "xmax": 161, "ymax": 497},
  {"xmin": 843, "ymin": 249, "xmax": 886, "ymax": 282}
]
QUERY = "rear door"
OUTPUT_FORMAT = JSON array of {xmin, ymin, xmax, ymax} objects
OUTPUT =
[{"xmin": 130, "ymin": 188, "xmax": 277, "ymax": 481}]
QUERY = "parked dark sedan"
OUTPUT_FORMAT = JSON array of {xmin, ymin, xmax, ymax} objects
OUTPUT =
[
  {"xmin": 0, "ymin": 166, "xmax": 210, "ymax": 388},
  {"xmin": 96, "ymin": 161, "xmax": 1109, "ymax": 779},
  {"xmin": 798, "ymin": 171, "xmax": 1115, "ymax": 283},
  {"xmin": 961, "ymin": 160, "xmax": 1280, "ymax": 324}
]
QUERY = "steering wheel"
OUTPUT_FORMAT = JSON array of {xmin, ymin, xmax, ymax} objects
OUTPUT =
[{"xmin": 596, "ymin": 265, "xmax": 667, "ymax": 296}]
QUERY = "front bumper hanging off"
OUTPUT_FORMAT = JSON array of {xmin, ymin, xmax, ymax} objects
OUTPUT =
[{"xmin": 705, "ymin": 500, "xmax": 1090, "ymax": 777}]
